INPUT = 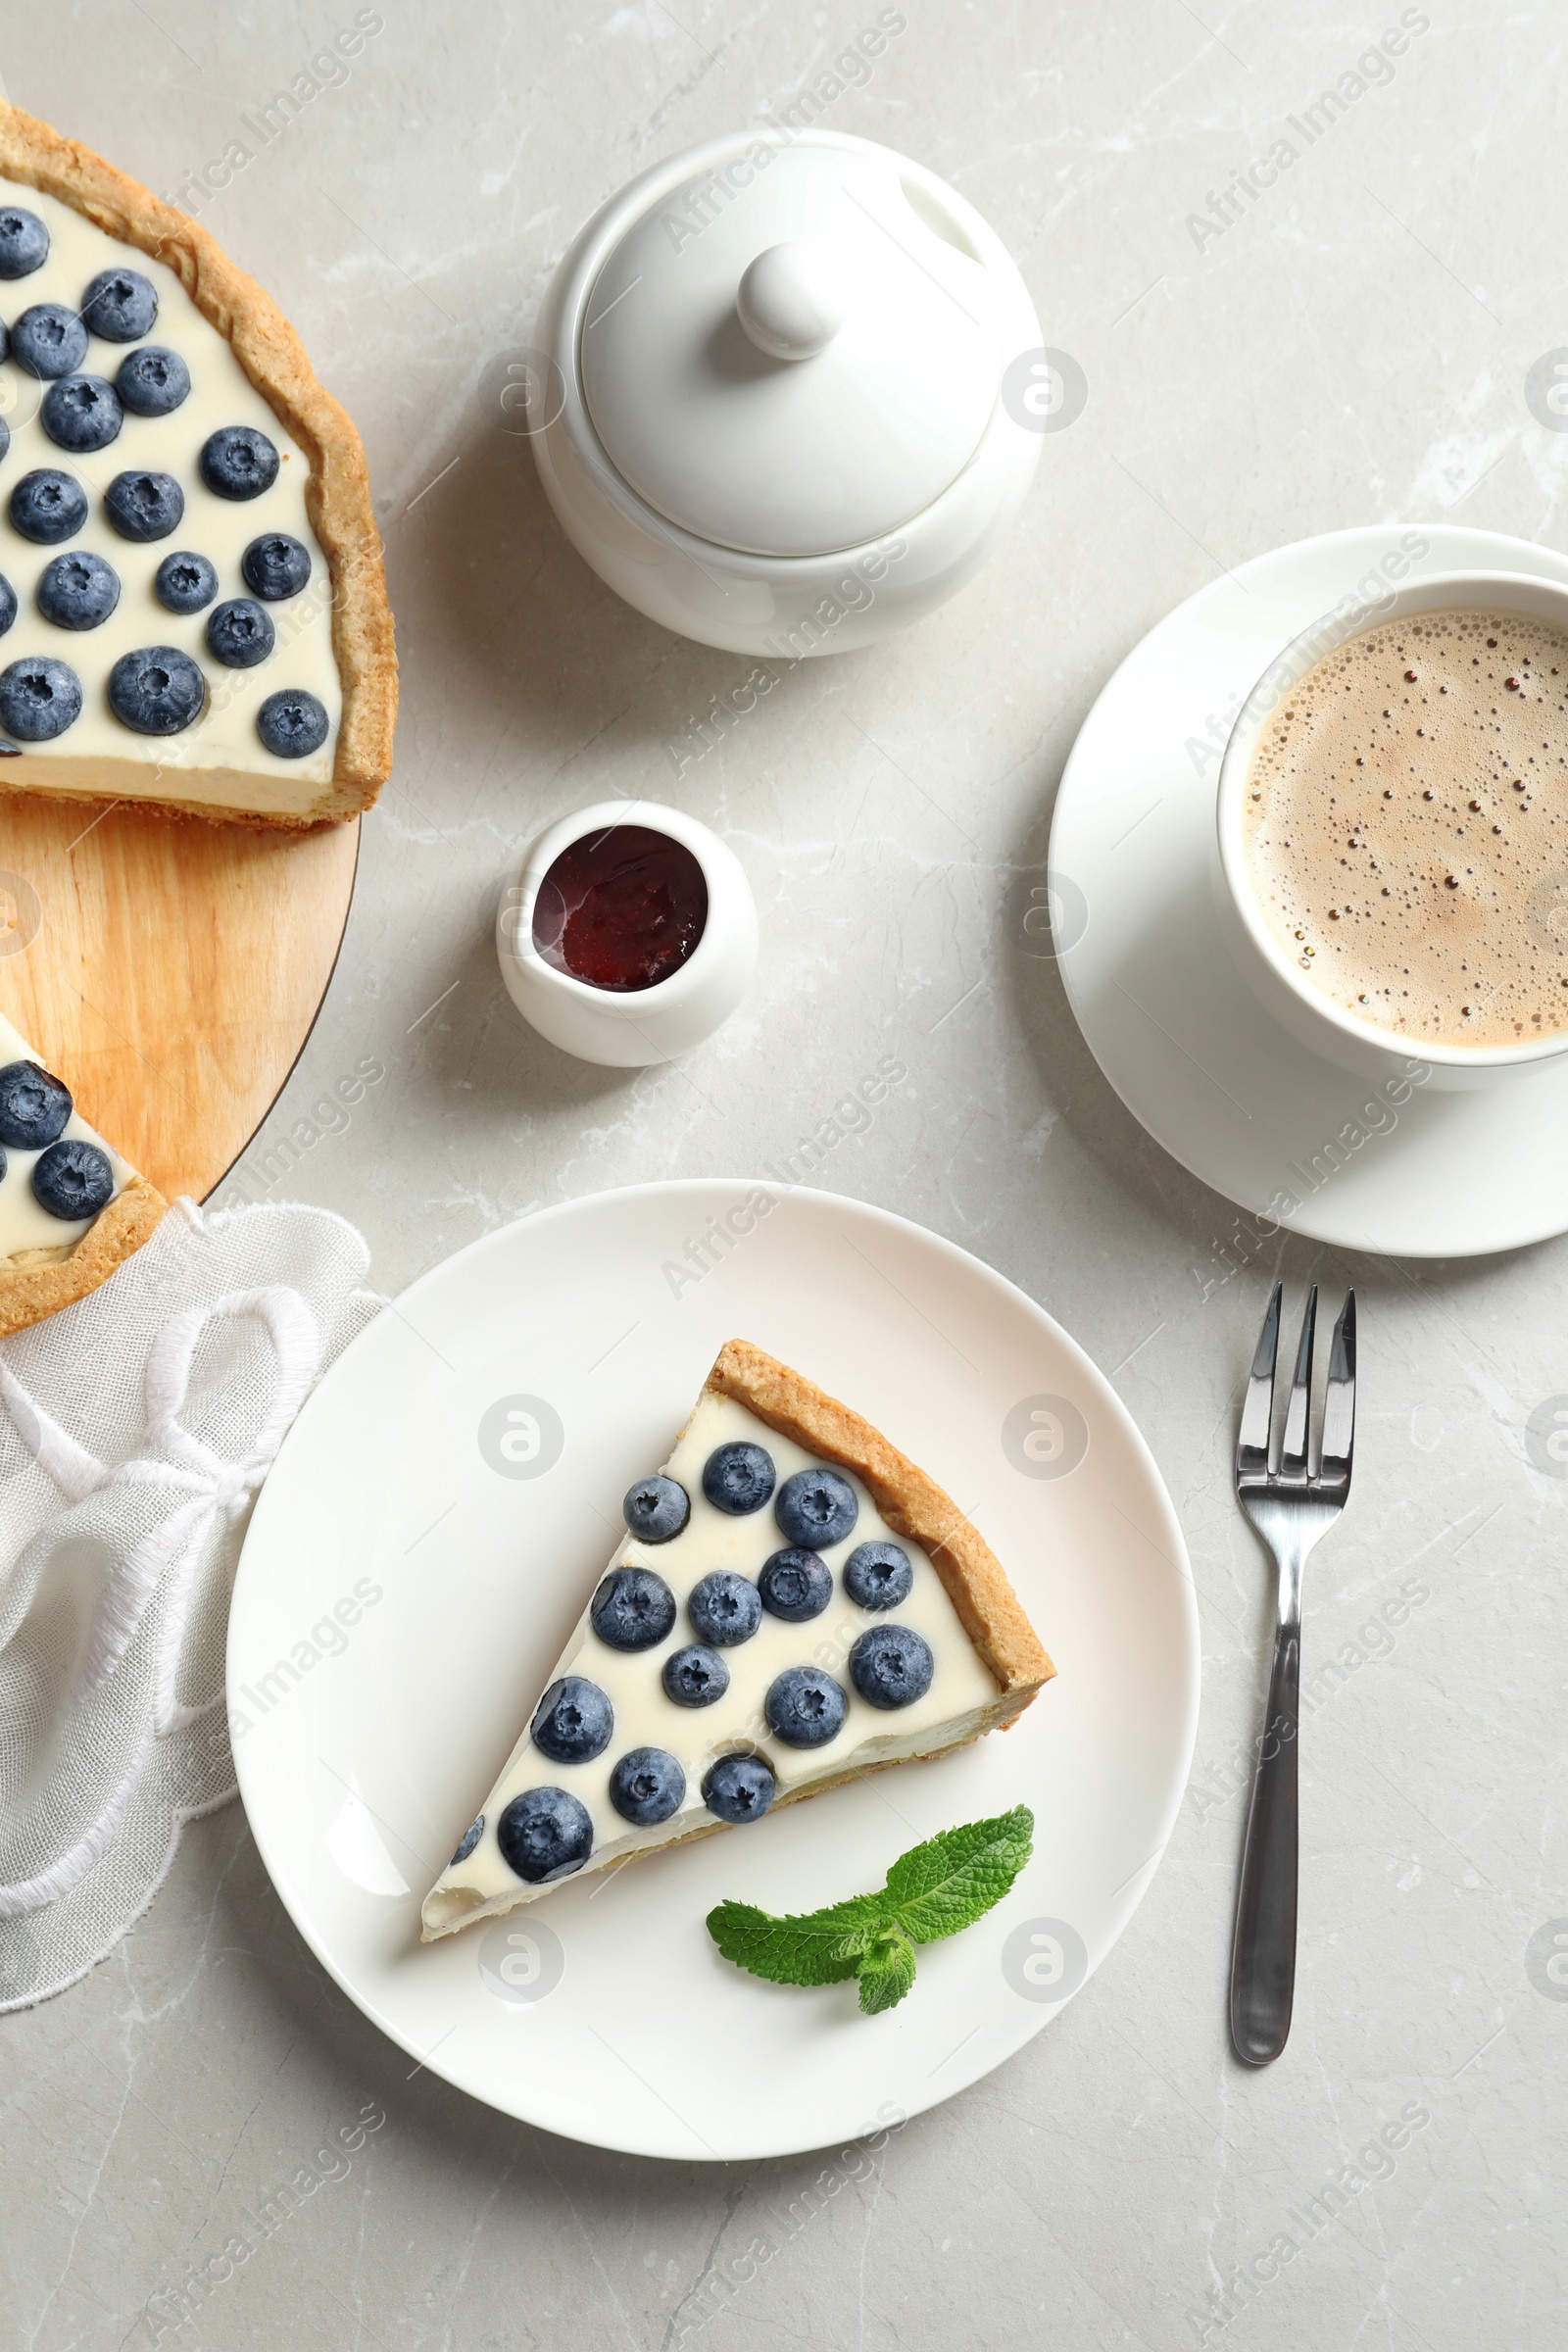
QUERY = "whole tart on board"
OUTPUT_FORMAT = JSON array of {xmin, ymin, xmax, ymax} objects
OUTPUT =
[
  {"xmin": 421, "ymin": 1339, "xmax": 1054, "ymax": 1939},
  {"xmin": 0, "ymin": 104, "xmax": 395, "ymax": 826},
  {"xmin": 0, "ymin": 1010, "xmax": 164, "ymax": 1337}
]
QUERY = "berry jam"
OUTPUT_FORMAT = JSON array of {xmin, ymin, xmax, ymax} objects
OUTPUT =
[{"xmin": 533, "ymin": 825, "xmax": 708, "ymax": 992}]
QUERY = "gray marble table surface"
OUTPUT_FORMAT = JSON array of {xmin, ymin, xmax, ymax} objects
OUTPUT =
[{"xmin": 6, "ymin": 3, "xmax": 1567, "ymax": 2347}]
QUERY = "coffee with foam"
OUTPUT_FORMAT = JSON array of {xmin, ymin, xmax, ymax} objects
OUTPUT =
[{"xmin": 1243, "ymin": 609, "xmax": 1568, "ymax": 1048}]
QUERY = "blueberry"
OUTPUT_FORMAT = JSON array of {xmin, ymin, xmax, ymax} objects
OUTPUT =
[
  {"xmin": 9, "ymin": 469, "xmax": 88, "ymax": 545},
  {"xmin": 843, "ymin": 1541, "xmax": 913, "ymax": 1611},
  {"xmin": 688, "ymin": 1569, "xmax": 761, "ymax": 1647},
  {"xmin": 0, "ymin": 575, "xmax": 14, "ymax": 639},
  {"xmin": 662, "ymin": 1642, "xmax": 729, "ymax": 1708},
  {"xmin": 758, "ymin": 1546, "xmax": 832, "ymax": 1623},
  {"xmin": 590, "ymin": 1564, "xmax": 676, "ymax": 1651},
  {"xmin": 496, "ymin": 1786, "xmax": 593, "ymax": 1884},
  {"xmin": 104, "ymin": 469, "xmax": 184, "ymax": 542},
  {"xmin": 0, "ymin": 1060, "xmax": 72, "ymax": 1149},
  {"xmin": 206, "ymin": 597, "xmax": 274, "ymax": 668},
  {"xmin": 702, "ymin": 1440, "xmax": 775, "ymax": 1515},
  {"xmin": 116, "ymin": 345, "xmax": 191, "ymax": 417},
  {"xmin": 257, "ymin": 688, "xmax": 328, "ymax": 759},
  {"xmin": 0, "ymin": 207, "xmax": 49, "ymax": 278},
  {"xmin": 0, "ymin": 656, "xmax": 81, "ymax": 741},
  {"xmin": 775, "ymin": 1466, "xmax": 858, "ymax": 1549},
  {"xmin": 764, "ymin": 1665, "xmax": 848, "ymax": 1749},
  {"xmin": 530, "ymin": 1674, "xmax": 613, "ymax": 1765},
  {"xmin": 449, "ymin": 1814, "xmax": 484, "ymax": 1866},
  {"xmin": 37, "ymin": 551, "xmax": 120, "ymax": 631},
  {"xmin": 10, "ymin": 304, "xmax": 88, "ymax": 379},
  {"xmin": 108, "ymin": 647, "xmax": 206, "ymax": 736},
  {"xmin": 622, "ymin": 1474, "xmax": 689, "ymax": 1545},
  {"xmin": 609, "ymin": 1746, "xmax": 686, "ymax": 1828},
  {"xmin": 32, "ymin": 1138, "xmax": 114, "ymax": 1220},
  {"xmin": 241, "ymin": 532, "xmax": 312, "ymax": 601},
  {"xmin": 154, "ymin": 551, "xmax": 218, "ymax": 615},
  {"xmin": 40, "ymin": 374, "xmax": 122, "ymax": 455},
  {"xmin": 200, "ymin": 423, "xmax": 280, "ymax": 500},
  {"xmin": 81, "ymin": 267, "xmax": 159, "ymax": 343},
  {"xmin": 703, "ymin": 1753, "xmax": 776, "ymax": 1824},
  {"xmin": 0, "ymin": 415, "xmax": 7, "ymax": 463},
  {"xmin": 849, "ymin": 1623, "xmax": 935, "ymax": 1710}
]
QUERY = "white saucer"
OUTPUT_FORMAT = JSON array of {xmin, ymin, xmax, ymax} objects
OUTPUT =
[
  {"xmin": 228, "ymin": 1182, "xmax": 1198, "ymax": 2162},
  {"xmin": 1049, "ymin": 523, "xmax": 1568, "ymax": 1257}
]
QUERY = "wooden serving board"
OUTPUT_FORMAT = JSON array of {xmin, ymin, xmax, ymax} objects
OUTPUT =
[{"xmin": 0, "ymin": 798, "xmax": 359, "ymax": 1203}]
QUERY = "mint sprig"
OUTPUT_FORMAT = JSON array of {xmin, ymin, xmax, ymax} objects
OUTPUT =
[{"xmin": 706, "ymin": 1804, "xmax": 1033, "ymax": 2015}]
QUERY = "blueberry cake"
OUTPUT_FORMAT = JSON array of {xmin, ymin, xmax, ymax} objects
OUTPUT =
[
  {"xmin": 0, "ymin": 1009, "xmax": 164, "ymax": 1336},
  {"xmin": 0, "ymin": 106, "xmax": 394, "ymax": 826},
  {"xmin": 421, "ymin": 1340, "xmax": 1054, "ymax": 1938}
]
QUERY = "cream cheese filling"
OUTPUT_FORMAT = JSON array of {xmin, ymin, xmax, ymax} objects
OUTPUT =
[
  {"xmin": 0, "ymin": 180, "xmax": 340, "ymax": 800},
  {"xmin": 0, "ymin": 1009, "xmax": 132, "ymax": 1256},
  {"xmin": 422, "ymin": 1390, "xmax": 1001, "ymax": 1932}
]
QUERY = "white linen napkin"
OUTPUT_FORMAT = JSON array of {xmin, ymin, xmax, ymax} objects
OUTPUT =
[{"xmin": 0, "ymin": 1195, "xmax": 381, "ymax": 2010}]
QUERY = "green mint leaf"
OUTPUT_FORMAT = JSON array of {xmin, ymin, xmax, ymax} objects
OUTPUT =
[
  {"xmin": 883, "ymin": 1804, "xmax": 1034, "ymax": 1945},
  {"xmin": 705, "ymin": 1804, "xmax": 1034, "ymax": 2010},
  {"xmin": 788, "ymin": 1887, "xmax": 891, "ymax": 1937},
  {"xmin": 706, "ymin": 1898, "xmax": 872, "ymax": 1986},
  {"xmin": 858, "ymin": 1926, "xmax": 917, "ymax": 2015}
]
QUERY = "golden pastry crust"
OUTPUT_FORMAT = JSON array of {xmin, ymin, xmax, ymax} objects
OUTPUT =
[
  {"xmin": 0, "ymin": 1172, "xmax": 166, "ymax": 1337},
  {"xmin": 0, "ymin": 103, "xmax": 396, "ymax": 827},
  {"xmin": 705, "ymin": 1338, "xmax": 1055, "ymax": 1716}
]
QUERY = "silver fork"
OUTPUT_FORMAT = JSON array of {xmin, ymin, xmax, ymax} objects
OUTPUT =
[{"xmin": 1229, "ymin": 1281, "xmax": 1356, "ymax": 2066}]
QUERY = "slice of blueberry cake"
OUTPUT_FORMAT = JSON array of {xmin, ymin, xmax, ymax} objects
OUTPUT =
[
  {"xmin": 421, "ymin": 1340, "xmax": 1054, "ymax": 1939},
  {"xmin": 0, "ymin": 105, "xmax": 394, "ymax": 826},
  {"xmin": 0, "ymin": 1008, "xmax": 165, "ymax": 1336}
]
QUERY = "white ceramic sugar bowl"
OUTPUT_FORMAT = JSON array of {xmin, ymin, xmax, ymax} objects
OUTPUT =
[{"xmin": 527, "ymin": 129, "xmax": 1045, "ymax": 656}]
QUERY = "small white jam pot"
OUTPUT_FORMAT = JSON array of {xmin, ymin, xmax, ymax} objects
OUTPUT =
[
  {"xmin": 528, "ymin": 129, "xmax": 1044, "ymax": 656},
  {"xmin": 496, "ymin": 800, "xmax": 758, "ymax": 1066}
]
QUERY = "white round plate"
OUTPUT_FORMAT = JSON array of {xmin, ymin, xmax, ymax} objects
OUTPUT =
[
  {"xmin": 1050, "ymin": 524, "xmax": 1568, "ymax": 1257},
  {"xmin": 229, "ymin": 1182, "xmax": 1198, "ymax": 2162}
]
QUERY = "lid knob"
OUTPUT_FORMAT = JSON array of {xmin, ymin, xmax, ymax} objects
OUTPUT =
[{"xmin": 735, "ymin": 242, "xmax": 845, "ymax": 362}]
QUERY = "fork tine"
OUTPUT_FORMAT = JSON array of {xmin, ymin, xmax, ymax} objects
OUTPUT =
[
  {"xmin": 1318, "ymin": 1290, "xmax": 1356, "ymax": 1488},
  {"xmin": 1236, "ymin": 1281, "xmax": 1282, "ymax": 1484},
  {"xmin": 1279, "ymin": 1285, "xmax": 1318, "ymax": 1480}
]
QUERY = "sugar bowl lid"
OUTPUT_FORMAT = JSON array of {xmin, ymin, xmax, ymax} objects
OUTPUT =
[{"xmin": 578, "ymin": 135, "xmax": 1017, "ymax": 561}]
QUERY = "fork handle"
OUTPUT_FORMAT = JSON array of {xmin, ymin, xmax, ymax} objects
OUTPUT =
[{"xmin": 1229, "ymin": 1616, "xmax": 1299, "ymax": 2065}]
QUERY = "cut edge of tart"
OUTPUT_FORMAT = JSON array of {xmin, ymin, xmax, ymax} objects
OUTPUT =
[
  {"xmin": 0, "ymin": 103, "xmax": 396, "ymax": 828},
  {"xmin": 420, "ymin": 1338, "xmax": 1054, "ymax": 1940},
  {"xmin": 0, "ymin": 1009, "xmax": 166, "ymax": 1336},
  {"xmin": 0, "ymin": 1173, "xmax": 167, "ymax": 1336}
]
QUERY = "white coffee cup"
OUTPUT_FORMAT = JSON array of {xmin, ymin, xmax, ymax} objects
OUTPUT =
[
  {"xmin": 497, "ymin": 800, "xmax": 758, "ymax": 1066},
  {"xmin": 1213, "ymin": 568, "xmax": 1568, "ymax": 1092}
]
